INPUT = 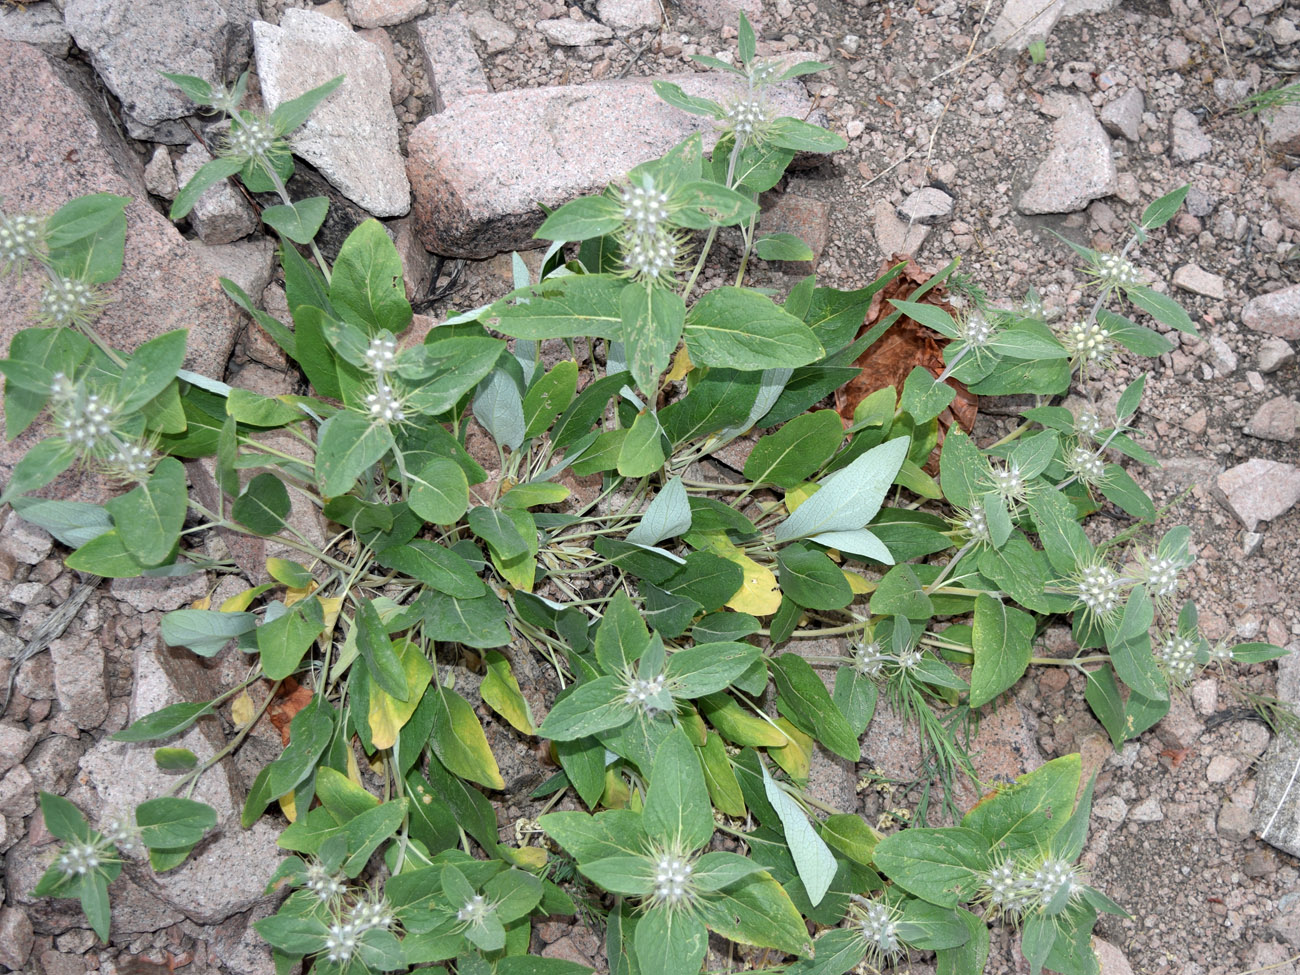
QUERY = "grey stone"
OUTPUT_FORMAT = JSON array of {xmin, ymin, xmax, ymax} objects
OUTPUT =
[
  {"xmin": 1258, "ymin": 337, "xmax": 1295, "ymax": 373},
  {"xmin": 415, "ymin": 12, "xmax": 491, "ymax": 114},
  {"xmin": 174, "ymin": 143, "xmax": 257, "ymax": 244},
  {"xmin": 1245, "ymin": 396, "xmax": 1300, "ymax": 442},
  {"xmin": 1208, "ymin": 335, "xmax": 1238, "ymax": 375},
  {"xmin": 1092, "ymin": 938, "xmax": 1135, "ymax": 975},
  {"xmin": 1214, "ymin": 77, "xmax": 1253, "ymax": 103},
  {"xmin": 1129, "ymin": 797, "xmax": 1164, "ymax": 822},
  {"xmin": 188, "ymin": 237, "xmax": 276, "ymax": 303},
  {"xmin": 40, "ymin": 948, "xmax": 87, "ymax": 975},
  {"xmin": 1263, "ymin": 104, "xmax": 1300, "ymax": 155},
  {"xmin": 1215, "ymin": 458, "xmax": 1300, "ymax": 530},
  {"xmin": 1094, "ymin": 795, "xmax": 1129, "ymax": 822},
  {"xmin": 1170, "ymin": 108, "xmax": 1212, "ymax": 162},
  {"xmin": 1185, "ymin": 185, "xmax": 1217, "ymax": 217},
  {"xmin": 65, "ymin": 0, "xmax": 259, "ymax": 142},
  {"xmin": 1172, "ymin": 264, "xmax": 1226, "ymax": 299},
  {"xmin": 0, "ymin": 765, "xmax": 36, "ymax": 819},
  {"xmin": 1219, "ymin": 802, "xmax": 1253, "ymax": 842},
  {"xmin": 343, "ymin": 0, "xmax": 427, "ymax": 28},
  {"xmin": 1255, "ymin": 652, "xmax": 1300, "ymax": 856},
  {"xmin": 1271, "ymin": 17, "xmax": 1300, "ymax": 46},
  {"xmin": 1099, "ymin": 88, "xmax": 1143, "ymax": 141},
  {"xmin": 873, "ymin": 198, "xmax": 930, "ymax": 257},
  {"xmin": 537, "ymin": 17, "xmax": 614, "ymax": 46},
  {"xmin": 0, "ymin": 512, "xmax": 52, "ymax": 564},
  {"xmin": 253, "ymin": 8, "xmax": 410, "ymax": 217},
  {"xmin": 358, "ymin": 27, "xmax": 411, "ymax": 105},
  {"xmin": 675, "ymin": 0, "xmax": 763, "ymax": 31},
  {"xmin": 24, "ymin": 733, "xmax": 88, "ymax": 796},
  {"xmin": 897, "ymin": 186, "xmax": 954, "ymax": 225},
  {"xmin": 1244, "ymin": 284, "xmax": 1300, "ymax": 340},
  {"xmin": 49, "ymin": 632, "xmax": 107, "ymax": 731},
  {"xmin": 0, "ymin": 1, "xmax": 71, "ymax": 56},
  {"xmin": 1272, "ymin": 906, "xmax": 1300, "ymax": 948},
  {"xmin": 109, "ymin": 570, "xmax": 208, "ymax": 613},
  {"xmin": 464, "ymin": 10, "xmax": 516, "ymax": 54},
  {"xmin": 987, "ymin": 0, "xmax": 1118, "ymax": 51},
  {"xmin": 407, "ymin": 72, "xmax": 820, "ymax": 257},
  {"xmin": 0, "ymin": 724, "xmax": 36, "ymax": 776},
  {"xmin": 0, "ymin": 906, "xmax": 34, "ymax": 970},
  {"xmin": 597, "ymin": 0, "xmax": 662, "ymax": 30},
  {"xmin": 1018, "ymin": 96, "xmax": 1116, "ymax": 215},
  {"xmin": 143, "ymin": 145, "xmax": 178, "ymax": 200}
]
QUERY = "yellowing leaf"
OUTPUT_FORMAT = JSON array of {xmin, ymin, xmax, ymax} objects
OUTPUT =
[
  {"xmin": 368, "ymin": 639, "xmax": 434, "ymax": 749},
  {"xmin": 346, "ymin": 742, "xmax": 364, "ymax": 786},
  {"xmin": 317, "ymin": 597, "xmax": 343, "ymax": 637},
  {"xmin": 785, "ymin": 481, "xmax": 820, "ymax": 513},
  {"xmin": 230, "ymin": 692, "xmax": 256, "ymax": 727},
  {"xmin": 190, "ymin": 595, "xmax": 211, "ymax": 610},
  {"xmin": 480, "ymin": 650, "xmax": 535, "ymax": 735},
  {"xmin": 501, "ymin": 845, "xmax": 547, "ymax": 869},
  {"xmin": 666, "ymin": 345, "xmax": 694, "ymax": 382},
  {"xmin": 431, "ymin": 685, "xmax": 505, "ymax": 790},
  {"xmin": 681, "ymin": 708, "xmax": 708, "ymax": 747},
  {"xmin": 769, "ymin": 717, "xmax": 812, "ymax": 782},
  {"xmin": 283, "ymin": 584, "xmax": 317, "ymax": 608},
  {"xmin": 278, "ymin": 790, "xmax": 297, "ymax": 823},
  {"xmin": 603, "ymin": 769, "xmax": 630, "ymax": 808},
  {"xmin": 693, "ymin": 531, "xmax": 782, "ymax": 617},
  {"xmin": 843, "ymin": 570, "xmax": 875, "ymax": 595},
  {"xmin": 221, "ymin": 584, "xmax": 272, "ymax": 612}
]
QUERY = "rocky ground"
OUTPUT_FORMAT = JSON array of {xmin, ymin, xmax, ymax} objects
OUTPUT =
[{"xmin": 1, "ymin": 0, "xmax": 1300, "ymax": 973}]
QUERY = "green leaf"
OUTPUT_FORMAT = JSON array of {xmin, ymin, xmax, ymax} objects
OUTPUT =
[
  {"xmin": 644, "ymin": 727, "xmax": 714, "ymax": 850},
  {"xmin": 579, "ymin": 856, "xmax": 655, "ymax": 896},
  {"xmin": 1232, "ymin": 642, "xmax": 1290, "ymax": 663},
  {"xmin": 480, "ymin": 649, "xmax": 535, "ymax": 735},
  {"xmin": 40, "ymin": 792, "xmax": 91, "ymax": 843},
  {"xmin": 662, "ymin": 551, "xmax": 743, "ymax": 612},
  {"xmin": 429, "ymin": 686, "xmax": 504, "ymax": 790},
  {"xmin": 673, "ymin": 180, "xmax": 759, "ymax": 228},
  {"xmin": 745, "ymin": 410, "xmax": 844, "ymax": 488},
  {"xmin": 767, "ymin": 115, "xmax": 847, "ymax": 153},
  {"xmin": 329, "ymin": 218, "xmax": 412, "ymax": 333},
  {"xmin": 652, "ymin": 81, "xmax": 725, "ymax": 117},
  {"xmin": 626, "ymin": 476, "xmax": 691, "ymax": 547},
  {"xmin": 1084, "ymin": 665, "xmax": 1128, "ymax": 749},
  {"xmin": 340, "ymin": 799, "xmax": 408, "ymax": 876},
  {"xmin": 659, "ymin": 367, "xmax": 759, "ymax": 445},
  {"xmin": 870, "ymin": 563, "xmax": 934, "ymax": 619},
  {"xmin": 113, "ymin": 701, "xmax": 215, "ymax": 743},
  {"xmin": 622, "ymin": 283, "xmax": 685, "ymax": 398},
  {"xmin": 778, "ymin": 543, "xmax": 853, "ymax": 610},
  {"xmin": 594, "ymin": 590, "xmax": 652, "ymax": 672},
  {"xmin": 775, "ymin": 437, "xmax": 908, "ymax": 541},
  {"xmin": 64, "ymin": 528, "xmax": 146, "ymax": 578},
  {"xmin": 266, "ymin": 558, "xmax": 313, "ymax": 588},
  {"xmin": 634, "ymin": 906, "xmax": 708, "ymax": 975},
  {"xmin": 1099, "ymin": 464, "xmax": 1156, "ymax": 520},
  {"xmin": 889, "ymin": 300, "xmax": 960, "ymax": 338},
  {"xmin": 1102, "ymin": 310, "xmax": 1175, "ymax": 357},
  {"xmin": 375, "ymin": 540, "xmax": 485, "ymax": 597},
  {"xmin": 269, "ymin": 74, "xmax": 343, "ymax": 134},
  {"xmin": 160, "ymin": 609, "xmax": 258, "ymax": 657},
  {"xmin": 315, "ymin": 411, "xmax": 394, "ymax": 496},
  {"xmin": 258, "ymin": 597, "xmax": 327, "ymax": 680},
  {"xmin": 357, "ymin": 598, "xmax": 409, "ymax": 701},
  {"xmin": 617, "ymin": 409, "xmax": 667, "ymax": 477},
  {"xmin": 871, "ymin": 827, "xmax": 989, "ymax": 908},
  {"xmin": 755, "ymin": 232, "xmax": 814, "ymax": 261},
  {"xmin": 987, "ymin": 321, "xmax": 1068, "ymax": 360},
  {"xmin": 406, "ymin": 459, "xmax": 469, "ymax": 525},
  {"xmin": 0, "ymin": 438, "xmax": 76, "ymax": 507},
  {"xmin": 468, "ymin": 506, "xmax": 528, "ymax": 560},
  {"xmin": 977, "ymin": 535, "xmax": 1055, "ymax": 613},
  {"xmin": 154, "ymin": 746, "xmax": 199, "ymax": 770},
  {"xmin": 170, "ymin": 156, "xmax": 244, "ymax": 220},
  {"xmin": 538, "ymin": 809, "xmax": 647, "ymax": 862},
  {"xmin": 962, "ymin": 754, "xmax": 1080, "ymax": 855},
  {"xmin": 261, "ymin": 197, "xmax": 329, "ymax": 244},
  {"xmin": 420, "ymin": 591, "xmax": 511, "ymax": 648},
  {"xmin": 1141, "ymin": 185, "xmax": 1188, "ymax": 229},
  {"xmin": 488, "ymin": 273, "xmax": 624, "ymax": 340},
  {"xmin": 900, "ymin": 367, "xmax": 957, "ymax": 424},
  {"xmin": 685, "ymin": 287, "xmax": 824, "ymax": 370},
  {"xmin": 135, "ymin": 797, "xmax": 217, "ymax": 848},
  {"xmin": 538, "ymin": 677, "xmax": 632, "ymax": 741},
  {"xmin": 770, "ymin": 654, "xmax": 860, "ymax": 760},
  {"xmin": 230, "ymin": 472, "xmax": 291, "ymax": 536},
  {"xmin": 522, "ymin": 359, "xmax": 579, "ymax": 440},
  {"xmin": 399, "ymin": 336, "xmax": 506, "ymax": 413},
  {"xmin": 664, "ymin": 642, "xmax": 759, "ymax": 697},
  {"xmin": 1104, "ymin": 586, "xmax": 1166, "ymax": 702},
  {"xmin": 536, "ymin": 194, "xmax": 625, "ymax": 241},
  {"xmin": 761, "ymin": 762, "xmax": 836, "ymax": 906},
  {"xmin": 969, "ymin": 594, "xmax": 1036, "ymax": 708},
  {"xmin": 1125, "ymin": 285, "xmax": 1197, "ymax": 335},
  {"xmin": 473, "ymin": 367, "xmax": 526, "ymax": 452},
  {"xmin": 695, "ymin": 874, "xmax": 815, "ymax": 957},
  {"xmin": 104, "ymin": 457, "xmax": 187, "ymax": 566},
  {"xmin": 819, "ymin": 813, "xmax": 880, "ymax": 866},
  {"xmin": 79, "ymin": 872, "xmax": 112, "ymax": 942},
  {"xmin": 968, "ymin": 356, "xmax": 1071, "ymax": 396}
]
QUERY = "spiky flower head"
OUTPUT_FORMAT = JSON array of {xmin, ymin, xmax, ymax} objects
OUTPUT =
[
  {"xmin": 651, "ymin": 851, "xmax": 694, "ymax": 907},
  {"xmin": 621, "ymin": 229, "xmax": 683, "ymax": 284},
  {"xmin": 622, "ymin": 670, "xmax": 670, "ymax": 717},
  {"xmin": 51, "ymin": 382, "xmax": 122, "ymax": 460},
  {"xmin": 0, "ymin": 208, "xmax": 46, "ymax": 278},
  {"xmin": 101, "ymin": 814, "xmax": 143, "ymax": 857},
  {"xmin": 1066, "ymin": 445, "xmax": 1107, "ymax": 486},
  {"xmin": 363, "ymin": 334, "xmax": 399, "ymax": 375},
  {"xmin": 725, "ymin": 91, "xmax": 774, "ymax": 146},
  {"xmin": 1075, "ymin": 408, "xmax": 1105, "ymax": 440},
  {"xmin": 1137, "ymin": 552, "xmax": 1185, "ymax": 600},
  {"xmin": 1061, "ymin": 318, "xmax": 1114, "ymax": 368},
  {"xmin": 456, "ymin": 893, "xmax": 491, "ymax": 924},
  {"xmin": 851, "ymin": 639, "xmax": 887, "ymax": 677},
  {"xmin": 621, "ymin": 178, "xmax": 671, "ymax": 235},
  {"xmin": 853, "ymin": 897, "xmax": 904, "ymax": 966},
  {"xmin": 1159, "ymin": 632, "xmax": 1198, "ymax": 686},
  {"xmin": 322, "ymin": 920, "xmax": 358, "ymax": 964},
  {"xmin": 959, "ymin": 310, "xmax": 997, "ymax": 348},
  {"xmin": 989, "ymin": 460, "xmax": 1028, "ymax": 503},
  {"xmin": 365, "ymin": 381, "xmax": 406, "ymax": 425},
  {"xmin": 1089, "ymin": 251, "xmax": 1145, "ymax": 291},
  {"xmin": 982, "ymin": 860, "xmax": 1034, "ymax": 916},
  {"xmin": 304, "ymin": 859, "xmax": 347, "ymax": 903},
  {"xmin": 895, "ymin": 647, "xmax": 922, "ymax": 671},
  {"xmin": 1028, "ymin": 857, "xmax": 1082, "ymax": 912},
  {"xmin": 1071, "ymin": 560, "xmax": 1123, "ymax": 622},
  {"xmin": 37, "ymin": 273, "xmax": 107, "ymax": 329},
  {"xmin": 56, "ymin": 840, "xmax": 102, "ymax": 877},
  {"xmin": 956, "ymin": 501, "xmax": 992, "ymax": 545},
  {"xmin": 105, "ymin": 441, "xmax": 156, "ymax": 483},
  {"xmin": 349, "ymin": 891, "xmax": 397, "ymax": 933}
]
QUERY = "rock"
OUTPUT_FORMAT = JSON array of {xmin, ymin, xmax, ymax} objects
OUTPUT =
[
  {"xmin": 0, "ymin": 724, "xmax": 35, "ymax": 776},
  {"xmin": 597, "ymin": 0, "xmax": 662, "ymax": 30},
  {"xmin": 40, "ymin": 948, "xmax": 87, "ymax": 975},
  {"xmin": 415, "ymin": 12, "xmax": 492, "ymax": 114},
  {"xmin": 1245, "ymin": 396, "xmax": 1300, "ymax": 442},
  {"xmin": 1258, "ymin": 337, "xmax": 1296, "ymax": 373},
  {"xmin": 898, "ymin": 186, "xmax": 954, "ymax": 225},
  {"xmin": 1099, "ymin": 88, "xmax": 1143, "ymax": 141},
  {"xmin": 1172, "ymin": 264, "xmax": 1225, "ymax": 299},
  {"xmin": 1094, "ymin": 795, "xmax": 1128, "ymax": 822},
  {"xmin": 1208, "ymin": 336, "xmax": 1238, "ymax": 375},
  {"xmin": 0, "ymin": 1, "xmax": 71, "ymax": 56},
  {"xmin": 675, "ymin": 0, "xmax": 764, "ymax": 31},
  {"xmin": 0, "ymin": 906, "xmax": 34, "ymax": 970},
  {"xmin": 0, "ymin": 512, "xmax": 53, "ymax": 564},
  {"xmin": 1170, "ymin": 108, "xmax": 1212, "ymax": 162},
  {"xmin": 143, "ymin": 145, "xmax": 178, "ymax": 200},
  {"xmin": 987, "ymin": 0, "xmax": 1117, "ymax": 51},
  {"xmin": 1206, "ymin": 755, "xmax": 1240, "ymax": 784},
  {"xmin": 1215, "ymin": 458, "xmax": 1300, "ymax": 530},
  {"xmin": 174, "ymin": 143, "xmax": 258, "ymax": 244},
  {"xmin": 1092, "ymin": 937, "xmax": 1134, "ymax": 975},
  {"xmin": 65, "ymin": 0, "xmax": 259, "ymax": 142},
  {"xmin": 189, "ymin": 238, "xmax": 276, "ymax": 303},
  {"xmin": 464, "ymin": 10, "xmax": 517, "ymax": 54},
  {"xmin": 1244, "ymin": 284, "xmax": 1300, "ymax": 340},
  {"xmin": 537, "ymin": 17, "xmax": 614, "ymax": 46},
  {"xmin": 49, "ymin": 632, "xmax": 107, "ymax": 731},
  {"xmin": 343, "ymin": 0, "xmax": 427, "ymax": 28},
  {"xmin": 0, "ymin": 765, "xmax": 36, "ymax": 819},
  {"xmin": 109, "ymin": 570, "xmax": 208, "ymax": 613},
  {"xmin": 1219, "ymin": 802, "xmax": 1253, "ymax": 842},
  {"xmin": 0, "ymin": 40, "xmax": 244, "ymax": 498},
  {"xmin": 1256, "ymin": 654, "xmax": 1300, "ymax": 858},
  {"xmin": 253, "ymin": 8, "xmax": 410, "ymax": 217},
  {"xmin": 1017, "ymin": 95, "xmax": 1116, "ymax": 215},
  {"xmin": 1263, "ymin": 104, "xmax": 1300, "ymax": 155},
  {"xmin": 358, "ymin": 27, "xmax": 411, "ymax": 105},
  {"xmin": 759, "ymin": 194, "xmax": 830, "ymax": 266},
  {"xmin": 1129, "ymin": 797, "xmax": 1164, "ymax": 823},
  {"xmin": 407, "ymin": 73, "xmax": 819, "ymax": 257},
  {"xmin": 1271, "ymin": 168, "xmax": 1300, "ymax": 231},
  {"xmin": 872, "ymin": 198, "xmax": 930, "ymax": 258},
  {"xmin": 1181, "ymin": 409, "xmax": 1207, "ymax": 435}
]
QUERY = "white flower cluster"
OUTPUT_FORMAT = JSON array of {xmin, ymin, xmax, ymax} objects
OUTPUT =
[
  {"xmin": 851, "ymin": 640, "xmax": 887, "ymax": 677},
  {"xmin": 1141, "ymin": 555, "xmax": 1184, "ymax": 598},
  {"xmin": 225, "ymin": 115, "xmax": 276, "ymax": 160},
  {"xmin": 109, "ymin": 442, "xmax": 154, "ymax": 478},
  {"xmin": 652, "ymin": 852, "xmax": 694, "ymax": 906},
  {"xmin": 101, "ymin": 815, "xmax": 142, "ymax": 857},
  {"xmin": 366, "ymin": 385, "xmax": 405, "ymax": 424},
  {"xmin": 858, "ymin": 899, "xmax": 901, "ymax": 960},
  {"xmin": 1093, "ymin": 252, "xmax": 1145, "ymax": 289},
  {"xmin": 622, "ymin": 182, "xmax": 670, "ymax": 235},
  {"xmin": 895, "ymin": 648, "xmax": 922, "ymax": 670},
  {"xmin": 1160, "ymin": 633, "xmax": 1198, "ymax": 685},
  {"xmin": 39, "ymin": 274, "xmax": 102, "ymax": 328},
  {"xmin": 1076, "ymin": 409, "xmax": 1105, "ymax": 440},
  {"xmin": 456, "ymin": 893, "xmax": 491, "ymax": 924},
  {"xmin": 726, "ymin": 93, "xmax": 770, "ymax": 141},
  {"xmin": 0, "ymin": 211, "xmax": 43, "ymax": 273},
  {"xmin": 623, "ymin": 673, "xmax": 666, "ymax": 712},
  {"xmin": 56, "ymin": 840, "xmax": 102, "ymax": 877},
  {"xmin": 305, "ymin": 860, "xmax": 346, "ymax": 902},
  {"xmin": 363, "ymin": 334, "xmax": 398, "ymax": 375},
  {"xmin": 617, "ymin": 174, "xmax": 683, "ymax": 284},
  {"xmin": 623, "ymin": 231, "xmax": 678, "ymax": 281},
  {"xmin": 1063, "ymin": 319, "xmax": 1113, "ymax": 364},
  {"xmin": 982, "ymin": 856, "xmax": 1081, "ymax": 917},
  {"xmin": 962, "ymin": 501, "xmax": 991, "ymax": 544},
  {"xmin": 321, "ymin": 892, "xmax": 398, "ymax": 963},
  {"xmin": 1067, "ymin": 446, "xmax": 1106, "ymax": 485},
  {"xmin": 960, "ymin": 311, "xmax": 996, "ymax": 348},
  {"xmin": 1074, "ymin": 563, "xmax": 1122, "ymax": 617},
  {"xmin": 55, "ymin": 389, "xmax": 116, "ymax": 451},
  {"xmin": 991, "ymin": 461, "xmax": 1026, "ymax": 502}
]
